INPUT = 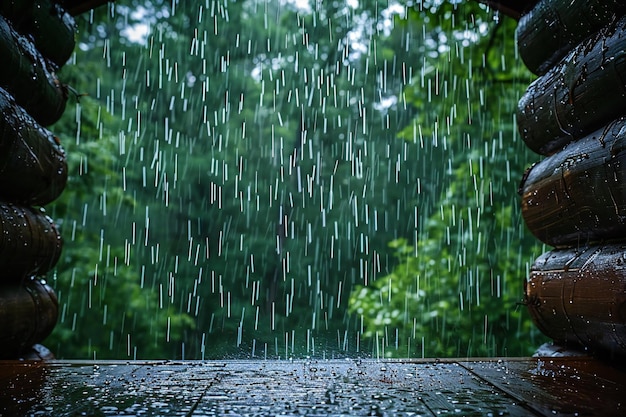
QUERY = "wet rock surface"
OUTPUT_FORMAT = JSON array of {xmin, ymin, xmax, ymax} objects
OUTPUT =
[{"xmin": 1, "ymin": 358, "xmax": 624, "ymax": 416}]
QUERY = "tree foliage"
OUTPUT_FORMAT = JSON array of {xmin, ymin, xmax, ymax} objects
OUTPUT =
[
  {"xmin": 349, "ymin": 3, "xmax": 548, "ymax": 357},
  {"xmin": 43, "ymin": 0, "xmax": 547, "ymax": 359}
]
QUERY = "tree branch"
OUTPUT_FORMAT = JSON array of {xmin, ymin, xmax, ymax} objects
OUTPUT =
[
  {"xmin": 472, "ymin": 0, "xmax": 538, "ymax": 20},
  {"xmin": 58, "ymin": 0, "xmax": 114, "ymax": 16}
]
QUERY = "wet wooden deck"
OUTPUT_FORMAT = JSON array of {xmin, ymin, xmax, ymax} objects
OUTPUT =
[{"xmin": 1, "ymin": 357, "xmax": 624, "ymax": 416}]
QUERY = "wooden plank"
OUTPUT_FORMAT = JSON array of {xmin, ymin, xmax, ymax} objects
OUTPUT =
[
  {"xmin": 461, "ymin": 357, "xmax": 626, "ymax": 416},
  {"xmin": 517, "ymin": 0, "xmax": 626, "ymax": 75},
  {"xmin": 2, "ymin": 359, "xmax": 623, "ymax": 416},
  {"xmin": 517, "ymin": 16, "xmax": 626, "ymax": 156},
  {"xmin": 520, "ymin": 117, "xmax": 626, "ymax": 247},
  {"xmin": 525, "ymin": 245, "xmax": 626, "ymax": 358},
  {"xmin": 194, "ymin": 361, "xmax": 535, "ymax": 416},
  {"xmin": 0, "ymin": 361, "xmax": 48, "ymax": 413},
  {"xmin": 0, "ymin": 360, "xmax": 543, "ymax": 416}
]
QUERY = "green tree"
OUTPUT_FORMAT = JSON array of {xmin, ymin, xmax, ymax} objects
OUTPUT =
[
  {"xmin": 348, "ymin": 2, "xmax": 548, "ymax": 358},
  {"xmin": 45, "ymin": 54, "xmax": 195, "ymax": 359},
  {"xmin": 43, "ymin": 0, "xmax": 547, "ymax": 359}
]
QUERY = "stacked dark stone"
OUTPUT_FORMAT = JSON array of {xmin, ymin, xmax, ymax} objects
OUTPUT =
[
  {"xmin": 0, "ymin": 0, "xmax": 76, "ymax": 359},
  {"xmin": 514, "ymin": 0, "xmax": 626, "ymax": 359}
]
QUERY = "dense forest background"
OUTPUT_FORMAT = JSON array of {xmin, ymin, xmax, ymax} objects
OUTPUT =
[{"xmin": 44, "ymin": 0, "xmax": 548, "ymax": 359}]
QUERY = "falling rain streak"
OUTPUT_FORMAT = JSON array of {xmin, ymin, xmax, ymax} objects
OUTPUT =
[{"xmin": 47, "ymin": 0, "xmax": 541, "ymax": 360}]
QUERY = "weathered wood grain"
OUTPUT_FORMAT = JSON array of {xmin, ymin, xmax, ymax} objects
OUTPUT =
[
  {"xmin": 462, "ymin": 358, "xmax": 626, "ymax": 416},
  {"xmin": 517, "ymin": 16, "xmax": 626, "ymax": 156},
  {"xmin": 0, "ymin": 15, "xmax": 67, "ymax": 126},
  {"xmin": 1, "ymin": 359, "xmax": 624, "ymax": 416},
  {"xmin": 0, "ymin": 203, "xmax": 62, "ymax": 280},
  {"xmin": 0, "ymin": 279, "xmax": 57, "ymax": 358},
  {"xmin": 520, "ymin": 117, "xmax": 626, "ymax": 247},
  {"xmin": 0, "ymin": 0, "xmax": 76, "ymax": 69},
  {"xmin": 0, "ymin": 88, "xmax": 67, "ymax": 206},
  {"xmin": 517, "ymin": 0, "xmax": 626, "ymax": 75},
  {"xmin": 525, "ymin": 245, "xmax": 626, "ymax": 359}
]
